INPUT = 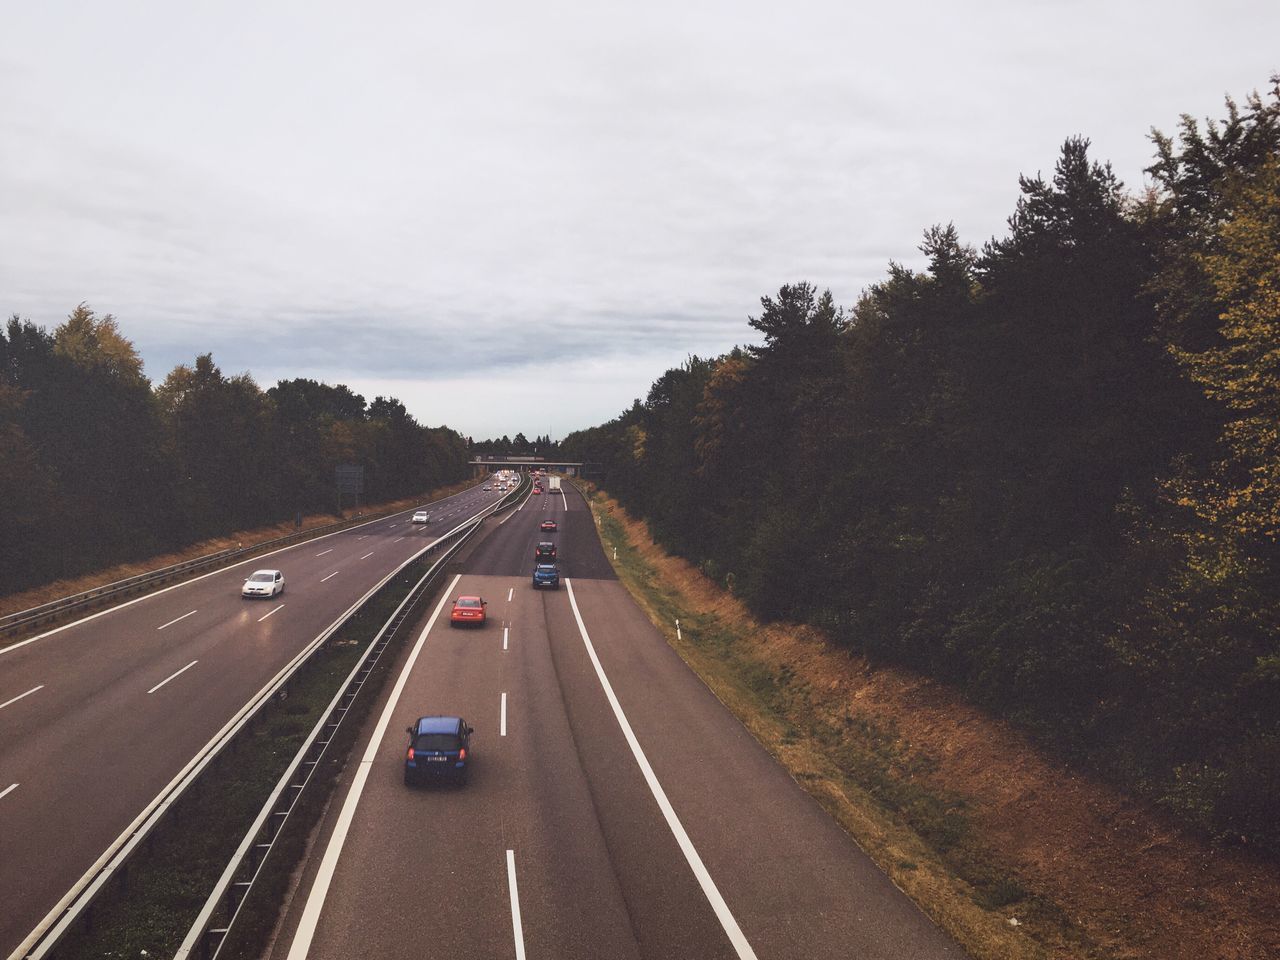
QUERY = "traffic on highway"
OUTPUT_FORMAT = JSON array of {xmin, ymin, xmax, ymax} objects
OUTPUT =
[{"xmin": 1, "ymin": 475, "xmax": 962, "ymax": 960}]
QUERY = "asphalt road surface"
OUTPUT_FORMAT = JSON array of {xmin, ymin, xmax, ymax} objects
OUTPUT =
[
  {"xmin": 0, "ymin": 482, "xmax": 507, "ymax": 960},
  {"xmin": 268, "ymin": 483, "xmax": 965, "ymax": 960}
]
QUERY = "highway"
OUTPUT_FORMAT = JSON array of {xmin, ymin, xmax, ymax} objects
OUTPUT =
[
  {"xmin": 0, "ymin": 482, "xmax": 507, "ymax": 960},
  {"xmin": 268, "ymin": 482, "xmax": 965, "ymax": 959}
]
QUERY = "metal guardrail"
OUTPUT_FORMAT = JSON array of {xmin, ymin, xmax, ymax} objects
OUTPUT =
[
  {"xmin": 0, "ymin": 486, "xmax": 481, "ymax": 638},
  {"xmin": 176, "ymin": 477, "xmax": 530, "ymax": 960},
  {"xmin": 8, "ymin": 478, "xmax": 529, "ymax": 960}
]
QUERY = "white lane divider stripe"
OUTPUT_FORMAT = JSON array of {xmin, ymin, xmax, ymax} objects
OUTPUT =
[
  {"xmin": 507, "ymin": 850, "xmax": 527, "ymax": 960},
  {"xmin": 500, "ymin": 692, "xmax": 507, "ymax": 736},
  {"xmin": 148, "ymin": 660, "xmax": 199, "ymax": 695},
  {"xmin": 0, "ymin": 685, "xmax": 44, "ymax": 711},
  {"xmin": 157, "ymin": 609, "xmax": 197, "ymax": 631},
  {"xmin": 503, "ymin": 627, "xmax": 509, "ymax": 651},
  {"xmin": 393, "ymin": 537, "xmax": 405, "ymax": 543},
  {"xmin": 315, "ymin": 549, "xmax": 334, "ymax": 557},
  {"xmin": 0, "ymin": 783, "xmax": 18, "ymax": 801},
  {"xmin": 507, "ymin": 587, "xmax": 513, "ymax": 602},
  {"xmin": 285, "ymin": 574, "xmax": 462, "ymax": 960},
  {"xmin": 564, "ymin": 579, "xmax": 759, "ymax": 960},
  {"xmin": 320, "ymin": 571, "xmax": 339, "ymax": 583},
  {"xmin": 258, "ymin": 604, "xmax": 285, "ymax": 622},
  {"xmin": 359, "ymin": 551, "xmax": 374, "ymax": 560}
]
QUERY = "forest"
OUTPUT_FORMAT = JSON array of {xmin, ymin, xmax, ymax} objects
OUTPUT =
[
  {"xmin": 561, "ymin": 80, "xmax": 1280, "ymax": 854},
  {"xmin": 0, "ymin": 315, "xmax": 469, "ymax": 593}
]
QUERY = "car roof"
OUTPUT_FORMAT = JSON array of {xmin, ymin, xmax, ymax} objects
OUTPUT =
[
  {"xmin": 538, "ymin": 541, "xmax": 554, "ymax": 547},
  {"xmin": 414, "ymin": 716, "xmax": 463, "ymax": 734},
  {"xmin": 251, "ymin": 569, "xmax": 281, "ymax": 576},
  {"xmin": 456, "ymin": 594, "xmax": 482, "ymax": 601}
]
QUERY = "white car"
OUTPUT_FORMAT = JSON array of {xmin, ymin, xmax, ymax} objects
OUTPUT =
[
  {"xmin": 483, "ymin": 485, "xmax": 492, "ymax": 491},
  {"xmin": 411, "ymin": 510, "xmax": 430, "ymax": 523},
  {"xmin": 242, "ymin": 569, "xmax": 285, "ymax": 598}
]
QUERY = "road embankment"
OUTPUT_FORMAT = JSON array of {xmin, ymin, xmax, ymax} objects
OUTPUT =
[{"xmin": 582, "ymin": 484, "xmax": 1280, "ymax": 960}]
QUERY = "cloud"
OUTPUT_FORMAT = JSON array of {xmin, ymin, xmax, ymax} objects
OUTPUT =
[{"xmin": 4, "ymin": 0, "xmax": 1279, "ymax": 436}]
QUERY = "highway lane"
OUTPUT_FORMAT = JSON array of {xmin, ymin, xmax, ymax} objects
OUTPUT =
[
  {"xmin": 0, "ymin": 480, "xmax": 509, "ymax": 960},
  {"xmin": 269, "ymin": 483, "xmax": 964, "ymax": 959}
]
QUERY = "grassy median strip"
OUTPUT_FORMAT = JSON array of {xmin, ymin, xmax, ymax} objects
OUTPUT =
[
  {"xmin": 46, "ymin": 558, "xmax": 448, "ymax": 960},
  {"xmin": 584, "ymin": 486, "xmax": 1099, "ymax": 960}
]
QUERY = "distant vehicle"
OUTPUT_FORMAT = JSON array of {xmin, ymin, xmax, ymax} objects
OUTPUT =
[
  {"xmin": 548, "ymin": 476, "xmax": 561, "ymax": 491},
  {"xmin": 532, "ymin": 562, "xmax": 560, "ymax": 589},
  {"xmin": 404, "ymin": 715, "xmax": 473, "ymax": 785},
  {"xmin": 483, "ymin": 484, "xmax": 492, "ymax": 491},
  {"xmin": 411, "ymin": 510, "xmax": 430, "ymax": 524},
  {"xmin": 450, "ymin": 595, "xmax": 487, "ymax": 626},
  {"xmin": 242, "ymin": 569, "xmax": 285, "ymax": 598},
  {"xmin": 533, "ymin": 486, "xmax": 543, "ymax": 495},
  {"xmin": 540, "ymin": 519, "xmax": 557, "ymax": 531},
  {"xmin": 535, "ymin": 541, "xmax": 556, "ymax": 561}
]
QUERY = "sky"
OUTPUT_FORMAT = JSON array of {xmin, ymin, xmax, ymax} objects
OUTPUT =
[{"xmin": 3, "ymin": 1, "xmax": 1278, "ymax": 440}]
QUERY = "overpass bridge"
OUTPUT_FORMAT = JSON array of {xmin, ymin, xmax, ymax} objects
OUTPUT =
[{"xmin": 468, "ymin": 458, "xmax": 583, "ymax": 478}]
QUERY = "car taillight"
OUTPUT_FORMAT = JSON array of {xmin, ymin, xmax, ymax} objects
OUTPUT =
[
  {"xmin": 406, "ymin": 748, "xmax": 415, "ymax": 760},
  {"xmin": 458, "ymin": 748, "xmax": 467, "ymax": 761}
]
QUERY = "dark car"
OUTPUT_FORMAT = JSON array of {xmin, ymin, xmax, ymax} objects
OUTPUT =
[
  {"xmin": 535, "ymin": 541, "xmax": 556, "ymax": 561},
  {"xmin": 540, "ymin": 519, "xmax": 557, "ymax": 531},
  {"xmin": 532, "ymin": 562, "xmax": 560, "ymax": 589},
  {"xmin": 404, "ymin": 715, "xmax": 473, "ymax": 785}
]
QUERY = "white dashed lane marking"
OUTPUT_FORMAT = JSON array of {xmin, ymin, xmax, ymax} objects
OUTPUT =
[
  {"xmin": 148, "ymin": 660, "xmax": 198, "ymax": 695},
  {"xmin": 0, "ymin": 685, "xmax": 44, "ymax": 712}
]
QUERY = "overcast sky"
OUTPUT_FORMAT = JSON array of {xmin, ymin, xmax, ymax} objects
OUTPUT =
[{"xmin": 3, "ymin": 1, "xmax": 1277, "ymax": 440}]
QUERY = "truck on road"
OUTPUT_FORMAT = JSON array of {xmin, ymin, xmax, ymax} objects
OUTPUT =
[{"xmin": 548, "ymin": 476, "xmax": 561, "ymax": 491}]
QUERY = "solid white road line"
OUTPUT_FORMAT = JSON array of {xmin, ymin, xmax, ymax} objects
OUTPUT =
[
  {"xmin": 501, "ymin": 692, "xmax": 507, "ymax": 736},
  {"xmin": 359, "ymin": 551, "xmax": 374, "ymax": 560},
  {"xmin": 503, "ymin": 626, "xmax": 509, "ymax": 651},
  {"xmin": 393, "ymin": 537, "xmax": 405, "ymax": 543},
  {"xmin": 564, "ymin": 579, "xmax": 759, "ymax": 960},
  {"xmin": 507, "ymin": 587, "xmax": 513, "ymax": 602},
  {"xmin": 0, "ymin": 783, "xmax": 18, "ymax": 801},
  {"xmin": 507, "ymin": 850, "xmax": 527, "ymax": 960},
  {"xmin": 147, "ymin": 660, "xmax": 199, "ymax": 695},
  {"xmin": 157, "ymin": 609, "xmax": 197, "ymax": 631},
  {"xmin": 258, "ymin": 604, "xmax": 285, "ymax": 622},
  {"xmin": 0, "ymin": 685, "xmax": 44, "ymax": 712},
  {"xmin": 285, "ymin": 574, "xmax": 462, "ymax": 960},
  {"xmin": 315, "ymin": 549, "xmax": 334, "ymax": 557},
  {"xmin": 320, "ymin": 571, "xmax": 339, "ymax": 583}
]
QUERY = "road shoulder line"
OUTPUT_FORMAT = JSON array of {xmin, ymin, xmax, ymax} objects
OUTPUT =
[{"xmin": 564, "ymin": 578, "xmax": 759, "ymax": 960}]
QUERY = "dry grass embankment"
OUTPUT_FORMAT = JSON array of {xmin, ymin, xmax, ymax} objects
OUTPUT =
[
  {"xmin": 0, "ymin": 480, "xmax": 475, "ymax": 620},
  {"xmin": 584, "ymin": 484, "xmax": 1280, "ymax": 960}
]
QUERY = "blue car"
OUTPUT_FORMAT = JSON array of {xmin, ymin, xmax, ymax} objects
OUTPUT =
[
  {"xmin": 404, "ymin": 715, "xmax": 472, "ymax": 786},
  {"xmin": 532, "ymin": 562, "xmax": 560, "ymax": 589}
]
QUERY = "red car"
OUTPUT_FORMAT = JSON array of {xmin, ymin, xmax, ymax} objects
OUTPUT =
[
  {"xmin": 449, "ymin": 595, "xmax": 487, "ymax": 627},
  {"xmin": 540, "ymin": 519, "xmax": 558, "ymax": 531},
  {"xmin": 533, "ymin": 486, "xmax": 543, "ymax": 494}
]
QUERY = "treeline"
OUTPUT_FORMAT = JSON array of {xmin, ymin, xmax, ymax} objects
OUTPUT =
[
  {"xmin": 1, "ymin": 311, "xmax": 468, "ymax": 593},
  {"xmin": 562, "ymin": 81, "xmax": 1280, "ymax": 853},
  {"xmin": 470, "ymin": 433, "xmax": 559, "ymax": 458}
]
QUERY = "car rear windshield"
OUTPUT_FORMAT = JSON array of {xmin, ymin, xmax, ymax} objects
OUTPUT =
[
  {"xmin": 457, "ymin": 598, "xmax": 482, "ymax": 607},
  {"xmin": 414, "ymin": 734, "xmax": 461, "ymax": 752}
]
